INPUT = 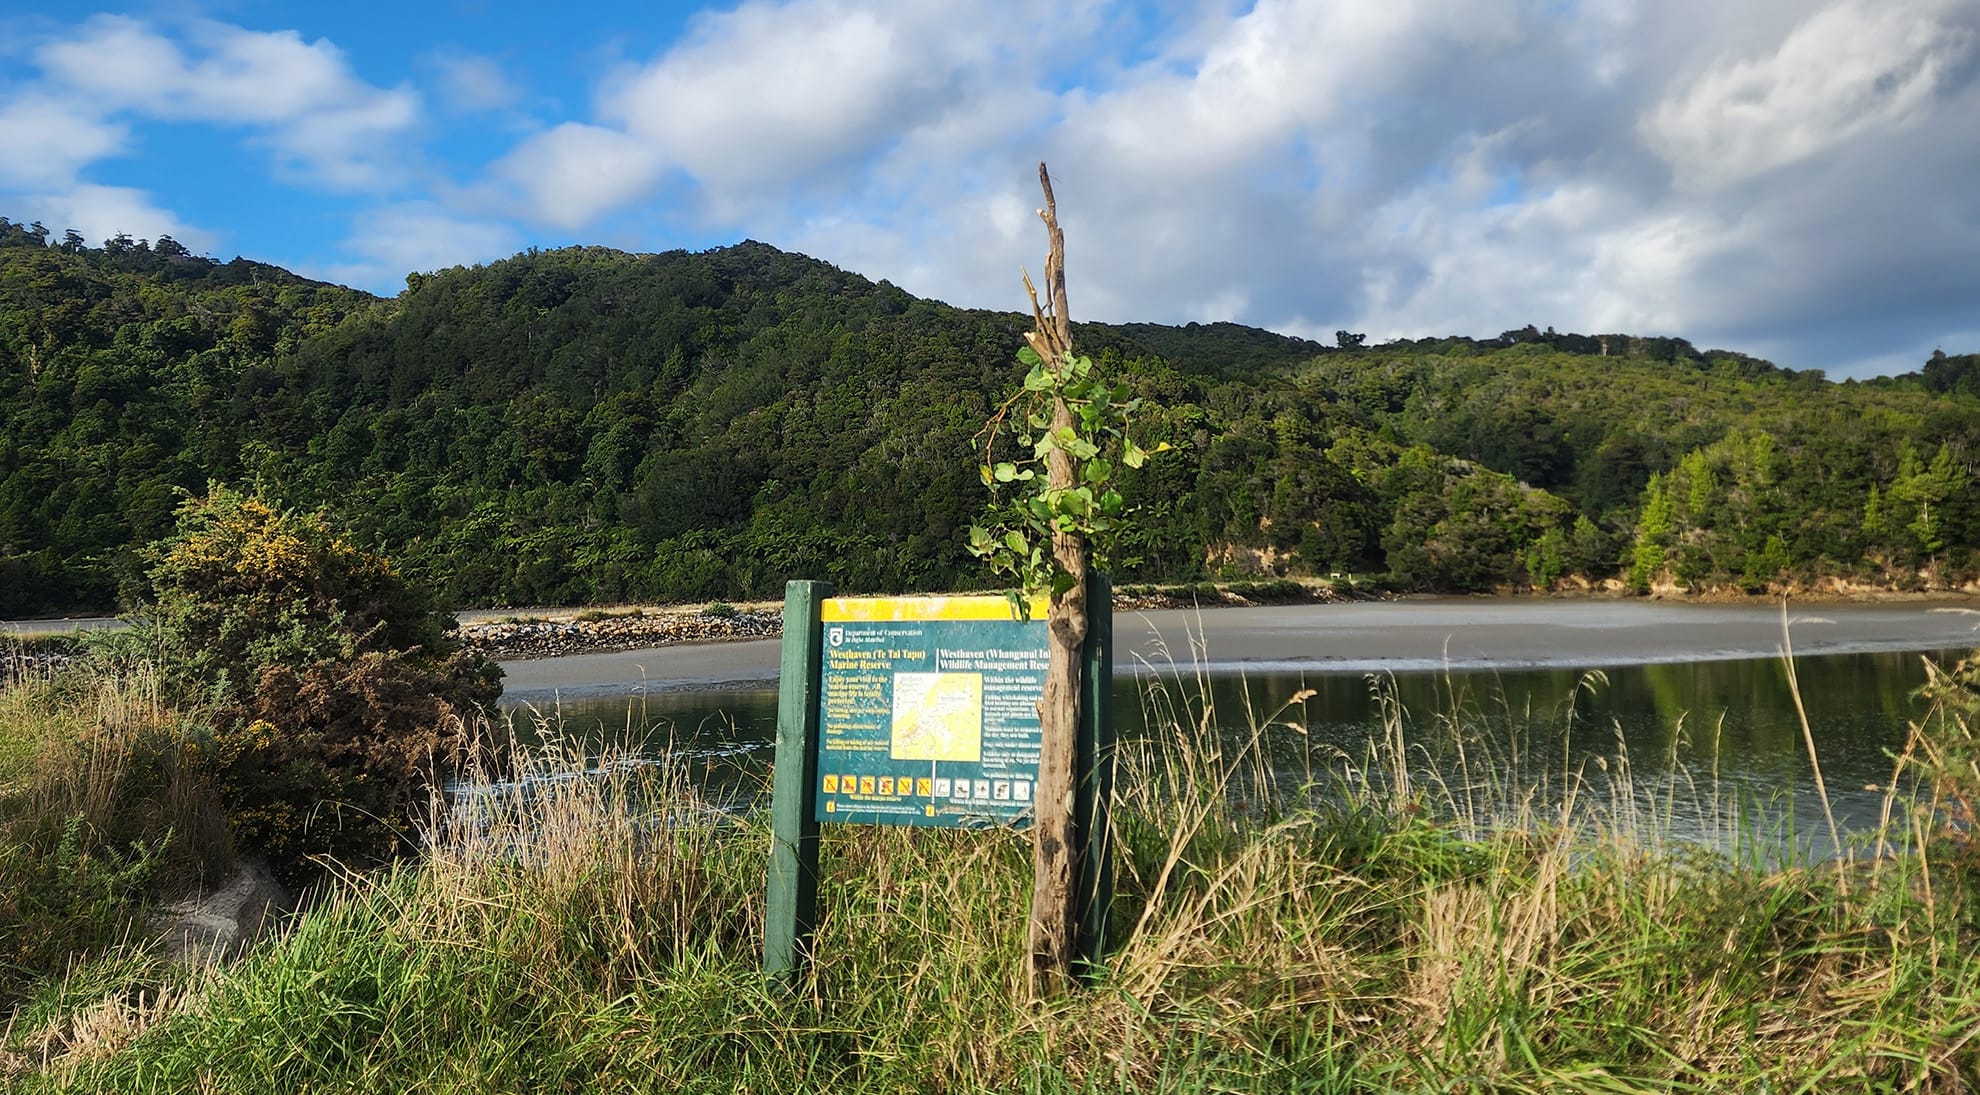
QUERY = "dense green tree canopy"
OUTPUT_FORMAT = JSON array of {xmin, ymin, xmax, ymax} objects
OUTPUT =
[{"xmin": 2, "ymin": 216, "xmax": 1976, "ymax": 613}]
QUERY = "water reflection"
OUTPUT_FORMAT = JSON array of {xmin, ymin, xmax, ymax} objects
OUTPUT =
[
  {"xmin": 500, "ymin": 648, "xmax": 1963, "ymax": 856},
  {"xmin": 501, "ymin": 690, "xmax": 781, "ymax": 808}
]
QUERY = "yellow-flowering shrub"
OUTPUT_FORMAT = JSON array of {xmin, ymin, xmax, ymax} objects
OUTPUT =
[{"xmin": 131, "ymin": 485, "xmax": 500, "ymax": 878}]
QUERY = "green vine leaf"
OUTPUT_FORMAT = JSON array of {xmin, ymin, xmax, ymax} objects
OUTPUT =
[{"xmin": 969, "ymin": 343, "xmax": 1173, "ymax": 600}]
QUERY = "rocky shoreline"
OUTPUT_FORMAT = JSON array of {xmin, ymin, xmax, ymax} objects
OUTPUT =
[
  {"xmin": 451, "ymin": 585, "xmax": 1365, "ymax": 663},
  {"xmin": 0, "ymin": 651, "xmax": 75, "ymax": 684},
  {"xmin": 10, "ymin": 591, "xmax": 1301, "ymax": 675},
  {"xmin": 454, "ymin": 609, "xmax": 783, "ymax": 661}
]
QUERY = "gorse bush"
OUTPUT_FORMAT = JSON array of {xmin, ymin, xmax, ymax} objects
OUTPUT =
[
  {"xmin": 116, "ymin": 485, "xmax": 499, "ymax": 878},
  {"xmin": 137, "ymin": 486, "xmax": 453, "ymax": 704},
  {"xmin": 0, "ymin": 488, "xmax": 504, "ymax": 1008}
]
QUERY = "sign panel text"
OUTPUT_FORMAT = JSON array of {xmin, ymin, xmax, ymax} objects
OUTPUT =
[{"xmin": 815, "ymin": 596, "xmax": 1047, "ymax": 827}]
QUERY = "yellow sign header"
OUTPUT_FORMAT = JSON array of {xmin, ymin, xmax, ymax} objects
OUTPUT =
[{"xmin": 820, "ymin": 594, "xmax": 1048, "ymax": 622}]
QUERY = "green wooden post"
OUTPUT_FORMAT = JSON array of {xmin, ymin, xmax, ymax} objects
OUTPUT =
[
  {"xmin": 765, "ymin": 579, "xmax": 829, "ymax": 986},
  {"xmin": 1074, "ymin": 571, "xmax": 1114, "ymax": 978}
]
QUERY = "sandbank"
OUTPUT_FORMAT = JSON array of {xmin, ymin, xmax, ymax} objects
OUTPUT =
[{"xmin": 497, "ymin": 598, "xmax": 1980, "ymax": 697}]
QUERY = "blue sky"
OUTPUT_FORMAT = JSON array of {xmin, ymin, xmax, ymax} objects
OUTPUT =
[{"xmin": 3, "ymin": 0, "xmax": 1978, "ymax": 379}]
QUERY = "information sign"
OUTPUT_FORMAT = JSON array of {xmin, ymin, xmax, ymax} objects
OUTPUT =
[
  {"xmin": 764, "ymin": 578, "xmax": 1113, "ymax": 988},
  {"xmin": 814, "ymin": 596, "xmax": 1048, "ymax": 827}
]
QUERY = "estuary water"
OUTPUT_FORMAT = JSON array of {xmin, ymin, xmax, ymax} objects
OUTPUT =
[{"xmin": 497, "ymin": 598, "xmax": 1980, "ymax": 856}]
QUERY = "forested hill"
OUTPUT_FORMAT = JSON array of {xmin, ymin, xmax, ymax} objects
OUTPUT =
[{"xmin": 3, "ymin": 215, "xmax": 1977, "ymax": 615}]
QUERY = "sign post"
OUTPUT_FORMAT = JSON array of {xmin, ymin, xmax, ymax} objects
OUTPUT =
[
  {"xmin": 1074, "ymin": 572, "xmax": 1113, "ymax": 974},
  {"xmin": 764, "ymin": 579, "xmax": 828, "ymax": 987},
  {"xmin": 763, "ymin": 577, "xmax": 1112, "ymax": 984}
]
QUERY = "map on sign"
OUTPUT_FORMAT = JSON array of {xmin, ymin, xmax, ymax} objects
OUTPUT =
[
  {"xmin": 814, "ymin": 595, "xmax": 1047, "ymax": 828},
  {"xmin": 890, "ymin": 672, "xmax": 982, "ymax": 762}
]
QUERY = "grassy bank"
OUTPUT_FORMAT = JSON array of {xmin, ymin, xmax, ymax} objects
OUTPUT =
[
  {"xmin": 6, "ymin": 659, "xmax": 1980, "ymax": 1091},
  {"xmin": 0, "ymin": 660, "xmax": 234, "ymax": 1015}
]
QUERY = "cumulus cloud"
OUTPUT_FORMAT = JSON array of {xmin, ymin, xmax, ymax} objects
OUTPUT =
[
  {"xmin": 430, "ymin": 51, "xmax": 520, "ymax": 114},
  {"xmin": 0, "ymin": 95, "xmax": 125, "ymax": 190},
  {"xmin": 1644, "ymin": 0, "xmax": 1978, "ymax": 189},
  {"xmin": 14, "ymin": 184, "xmax": 212, "ymax": 251},
  {"xmin": 492, "ymin": 123, "xmax": 669, "ymax": 229},
  {"xmin": 603, "ymin": 1, "xmax": 952, "ymax": 192},
  {"xmin": 997, "ymin": 0, "xmax": 1557, "ymax": 332},
  {"xmin": 1076, "ymin": 0, "xmax": 1522, "ymax": 180},
  {"xmin": 34, "ymin": 14, "xmax": 419, "ymax": 191},
  {"xmin": 488, "ymin": 0, "xmax": 1089, "ymax": 227},
  {"xmin": 314, "ymin": 203, "xmax": 522, "ymax": 292}
]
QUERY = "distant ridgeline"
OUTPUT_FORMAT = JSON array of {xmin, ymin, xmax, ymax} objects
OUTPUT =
[{"xmin": 3, "ymin": 214, "xmax": 1977, "ymax": 615}]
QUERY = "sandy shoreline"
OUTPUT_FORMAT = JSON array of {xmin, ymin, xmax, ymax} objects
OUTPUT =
[{"xmin": 495, "ymin": 597, "xmax": 1980, "ymax": 697}]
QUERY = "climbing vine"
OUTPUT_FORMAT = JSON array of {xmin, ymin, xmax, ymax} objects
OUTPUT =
[{"xmin": 968, "ymin": 345, "xmax": 1167, "ymax": 607}]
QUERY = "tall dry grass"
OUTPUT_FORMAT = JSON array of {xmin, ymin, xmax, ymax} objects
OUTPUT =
[
  {"xmin": 2, "ymin": 660, "xmax": 231, "ymax": 877},
  {"xmin": 13, "ymin": 658, "xmax": 1980, "ymax": 1092},
  {"xmin": 1, "ymin": 658, "xmax": 234, "ymax": 1020}
]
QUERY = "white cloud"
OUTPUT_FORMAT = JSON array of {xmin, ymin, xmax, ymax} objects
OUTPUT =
[
  {"xmin": 43, "ymin": 16, "xmax": 368, "ymax": 123},
  {"xmin": 485, "ymin": 0, "xmax": 1093, "ymax": 229},
  {"xmin": 935, "ymin": 0, "xmax": 1548, "ymax": 330},
  {"xmin": 1644, "ymin": 0, "xmax": 1978, "ymax": 188},
  {"xmin": 34, "ymin": 14, "xmax": 420, "ymax": 193},
  {"xmin": 32, "ymin": 15, "xmax": 183, "ymax": 106},
  {"xmin": 492, "ymin": 123, "xmax": 668, "ymax": 229},
  {"xmin": 15, "ymin": 184, "xmax": 212, "ymax": 251},
  {"xmin": 1073, "ymin": 0, "xmax": 1522, "ymax": 180},
  {"xmin": 314, "ymin": 203, "xmax": 521, "ymax": 293},
  {"xmin": 430, "ymin": 52, "xmax": 520, "ymax": 114},
  {"xmin": 0, "ymin": 94, "xmax": 125, "ymax": 189},
  {"xmin": 603, "ymin": 1, "xmax": 945, "ymax": 192},
  {"xmin": 270, "ymin": 92, "xmax": 419, "ymax": 191}
]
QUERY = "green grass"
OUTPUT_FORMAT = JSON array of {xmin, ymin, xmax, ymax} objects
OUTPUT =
[
  {"xmin": 0, "ymin": 636, "xmax": 87, "ymax": 781},
  {"xmin": 7, "ymin": 663, "xmax": 1980, "ymax": 1091},
  {"xmin": 0, "ymin": 721, "xmax": 31, "ymax": 784}
]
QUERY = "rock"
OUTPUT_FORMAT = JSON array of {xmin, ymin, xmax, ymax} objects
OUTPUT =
[
  {"xmin": 456, "ymin": 610, "xmax": 783, "ymax": 661},
  {"xmin": 1, "ymin": 651, "xmax": 76, "ymax": 683},
  {"xmin": 150, "ymin": 861, "xmax": 293, "ymax": 964}
]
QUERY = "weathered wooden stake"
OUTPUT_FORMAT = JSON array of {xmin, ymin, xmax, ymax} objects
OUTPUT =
[
  {"xmin": 1024, "ymin": 162, "xmax": 1088, "ymax": 998},
  {"xmin": 764, "ymin": 579, "xmax": 829, "ymax": 987}
]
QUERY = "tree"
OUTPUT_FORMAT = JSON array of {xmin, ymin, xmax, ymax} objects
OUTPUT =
[
  {"xmin": 1885, "ymin": 441, "xmax": 1965, "ymax": 563},
  {"xmin": 1563, "ymin": 514, "xmax": 1614, "ymax": 579},
  {"xmin": 968, "ymin": 164, "xmax": 1165, "ymax": 997},
  {"xmin": 1526, "ymin": 525, "xmax": 1566, "ymax": 588},
  {"xmin": 1863, "ymin": 483, "xmax": 1888, "ymax": 547},
  {"xmin": 1630, "ymin": 473, "xmax": 1674, "ymax": 591}
]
